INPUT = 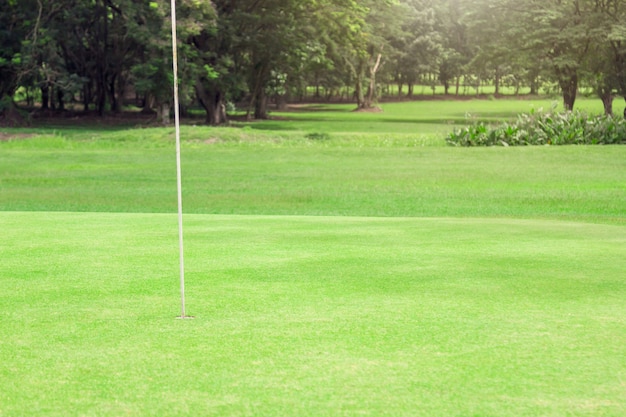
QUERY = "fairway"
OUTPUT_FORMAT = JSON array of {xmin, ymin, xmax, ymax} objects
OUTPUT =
[
  {"xmin": 2, "ymin": 212, "xmax": 625, "ymax": 416},
  {"xmin": 1, "ymin": 98, "xmax": 626, "ymax": 416},
  {"xmin": 4, "ymin": 0, "xmax": 626, "ymax": 410}
]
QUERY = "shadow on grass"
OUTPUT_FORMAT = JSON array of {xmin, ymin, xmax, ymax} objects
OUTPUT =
[
  {"xmin": 237, "ymin": 116, "xmax": 471, "ymax": 131},
  {"xmin": 286, "ymin": 104, "xmax": 352, "ymax": 112}
]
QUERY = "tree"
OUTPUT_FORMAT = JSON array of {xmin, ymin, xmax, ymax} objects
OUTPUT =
[
  {"xmin": 0, "ymin": 0, "xmax": 39, "ymax": 123},
  {"xmin": 609, "ymin": 23, "xmax": 626, "ymax": 109},
  {"xmin": 137, "ymin": 0, "xmax": 219, "ymax": 124},
  {"xmin": 389, "ymin": 0, "xmax": 441, "ymax": 97},
  {"xmin": 346, "ymin": 0, "xmax": 400, "ymax": 109},
  {"xmin": 508, "ymin": 0, "xmax": 595, "ymax": 110},
  {"xmin": 434, "ymin": 0, "xmax": 471, "ymax": 96},
  {"xmin": 595, "ymin": 3, "xmax": 626, "ymax": 114},
  {"xmin": 465, "ymin": 0, "xmax": 517, "ymax": 95}
]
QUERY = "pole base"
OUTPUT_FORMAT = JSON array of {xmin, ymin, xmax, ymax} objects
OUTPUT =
[{"xmin": 176, "ymin": 315, "xmax": 195, "ymax": 320}]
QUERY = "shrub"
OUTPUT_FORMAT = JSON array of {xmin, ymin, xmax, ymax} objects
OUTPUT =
[{"xmin": 447, "ymin": 109, "xmax": 626, "ymax": 146}]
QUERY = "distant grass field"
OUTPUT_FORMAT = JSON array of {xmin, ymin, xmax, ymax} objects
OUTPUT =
[
  {"xmin": 238, "ymin": 97, "xmax": 606, "ymax": 136},
  {"xmin": 1, "ymin": 97, "xmax": 625, "ymax": 416}
]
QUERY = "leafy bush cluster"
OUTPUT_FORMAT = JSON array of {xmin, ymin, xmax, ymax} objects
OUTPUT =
[{"xmin": 447, "ymin": 110, "xmax": 626, "ymax": 146}]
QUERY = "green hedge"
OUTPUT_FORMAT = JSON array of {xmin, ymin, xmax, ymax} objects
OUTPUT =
[{"xmin": 447, "ymin": 110, "xmax": 626, "ymax": 146}]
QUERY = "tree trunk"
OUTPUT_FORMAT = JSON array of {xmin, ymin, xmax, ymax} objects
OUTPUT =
[
  {"xmin": 96, "ymin": 83, "xmax": 106, "ymax": 116},
  {"xmin": 0, "ymin": 95, "xmax": 25, "ymax": 126},
  {"xmin": 599, "ymin": 91, "xmax": 613, "ymax": 116},
  {"xmin": 407, "ymin": 83, "xmax": 414, "ymax": 97},
  {"xmin": 354, "ymin": 74, "xmax": 364, "ymax": 107},
  {"xmin": 247, "ymin": 60, "xmax": 270, "ymax": 120},
  {"xmin": 140, "ymin": 94, "xmax": 156, "ymax": 114},
  {"xmin": 108, "ymin": 75, "xmax": 119, "ymax": 113},
  {"xmin": 494, "ymin": 66, "xmax": 500, "ymax": 95},
  {"xmin": 254, "ymin": 90, "xmax": 269, "ymax": 119},
  {"xmin": 360, "ymin": 53, "xmax": 382, "ymax": 109},
  {"xmin": 557, "ymin": 67, "xmax": 578, "ymax": 111},
  {"xmin": 109, "ymin": 73, "xmax": 126, "ymax": 114},
  {"xmin": 50, "ymin": 86, "xmax": 57, "ymax": 110},
  {"xmin": 276, "ymin": 94, "xmax": 288, "ymax": 110},
  {"xmin": 196, "ymin": 82, "xmax": 228, "ymax": 125},
  {"xmin": 83, "ymin": 83, "xmax": 92, "ymax": 112},
  {"xmin": 57, "ymin": 88, "xmax": 65, "ymax": 111},
  {"xmin": 156, "ymin": 102, "xmax": 170, "ymax": 125},
  {"xmin": 41, "ymin": 85, "xmax": 50, "ymax": 110},
  {"xmin": 95, "ymin": 0, "xmax": 108, "ymax": 117}
]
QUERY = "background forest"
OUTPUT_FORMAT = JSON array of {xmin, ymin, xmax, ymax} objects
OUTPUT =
[{"xmin": 1, "ymin": 0, "xmax": 626, "ymax": 125}]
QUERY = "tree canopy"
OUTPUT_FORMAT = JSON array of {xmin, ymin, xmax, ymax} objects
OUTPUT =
[{"xmin": 1, "ymin": 0, "xmax": 625, "ymax": 124}]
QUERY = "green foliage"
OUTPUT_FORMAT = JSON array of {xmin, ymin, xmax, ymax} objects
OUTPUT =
[
  {"xmin": 131, "ymin": 60, "xmax": 173, "ymax": 104},
  {"xmin": 203, "ymin": 64, "xmax": 219, "ymax": 80},
  {"xmin": 447, "ymin": 109, "xmax": 626, "ymax": 146},
  {"xmin": 0, "ymin": 94, "xmax": 13, "ymax": 112},
  {"xmin": 10, "ymin": 53, "xmax": 21, "ymax": 65}
]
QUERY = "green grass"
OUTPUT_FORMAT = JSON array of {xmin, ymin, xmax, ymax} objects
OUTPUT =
[
  {"xmin": 240, "ymin": 97, "xmax": 605, "ymax": 136},
  {"xmin": 1, "ymin": 97, "xmax": 625, "ymax": 416},
  {"xmin": 2, "ymin": 212, "xmax": 625, "ymax": 416},
  {"xmin": 1, "ymin": 133, "xmax": 624, "ymax": 223}
]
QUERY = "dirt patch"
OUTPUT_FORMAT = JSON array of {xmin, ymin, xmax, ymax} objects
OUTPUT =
[
  {"xmin": 0, "ymin": 132, "xmax": 36, "ymax": 141},
  {"xmin": 353, "ymin": 106, "xmax": 383, "ymax": 113}
]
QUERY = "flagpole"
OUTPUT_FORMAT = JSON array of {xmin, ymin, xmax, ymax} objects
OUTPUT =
[{"xmin": 170, "ymin": 0, "xmax": 189, "ymax": 319}]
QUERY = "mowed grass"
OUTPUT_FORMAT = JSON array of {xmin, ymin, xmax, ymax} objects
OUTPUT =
[
  {"xmin": 2, "ymin": 212, "xmax": 625, "ymax": 416},
  {"xmin": 2, "ymin": 114, "xmax": 625, "ymax": 223},
  {"xmin": 241, "ymin": 97, "xmax": 606, "ymax": 136},
  {"xmin": 1, "ymin": 98, "xmax": 625, "ymax": 416}
]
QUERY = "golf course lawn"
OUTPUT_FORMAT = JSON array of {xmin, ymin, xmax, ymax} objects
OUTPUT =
[
  {"xmin": 2, "ymin": 212, "xmax": 625, "ymax": 416},
  {"xmin": 1, "ymin": 98, "xmax": 625, "ymax": 416}
]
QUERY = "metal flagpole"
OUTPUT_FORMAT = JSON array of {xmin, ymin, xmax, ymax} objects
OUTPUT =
[{"xmin": 170, "ymin": 0, "xmax": 190, "ymax": 319}]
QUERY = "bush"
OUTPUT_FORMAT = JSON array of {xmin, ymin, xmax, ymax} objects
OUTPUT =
[{"xmin": 447, "ymin": 109, "xmax": 626, "ymax": 146}]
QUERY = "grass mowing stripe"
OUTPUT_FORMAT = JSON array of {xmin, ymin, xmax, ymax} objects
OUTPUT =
[
  {"xmin": 2, "ymin": 139, "xmax": 625, "ymax": 223},
  {"xmin": 2, "ymin": 212, "xmax": 625, "ymax": 416}
]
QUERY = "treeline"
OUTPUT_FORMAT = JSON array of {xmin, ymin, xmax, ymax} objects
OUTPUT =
[{"xmin": 1, "ymin": 0, "xmax": 626, "ymax": 125}]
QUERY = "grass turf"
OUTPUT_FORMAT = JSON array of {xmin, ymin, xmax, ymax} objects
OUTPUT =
[
  {"xmin": 1, "ymin": 212, "xmax": 625, "ymax": 416},
  {"xmin": 234, "ymin": 97, "xmax": 606, "ymax": 135},
  {"xmin": 1, "ymin": 97, "xmax": 625, "ymax": 415},
  {"xmin": 1, "ymin": 134, "xmax": 625, "ymax": 224}
]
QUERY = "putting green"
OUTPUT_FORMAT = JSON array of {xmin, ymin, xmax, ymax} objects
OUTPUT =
[{"xmin": 2, "ymin": 211, "xmax": 625, "ymax": 416}]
